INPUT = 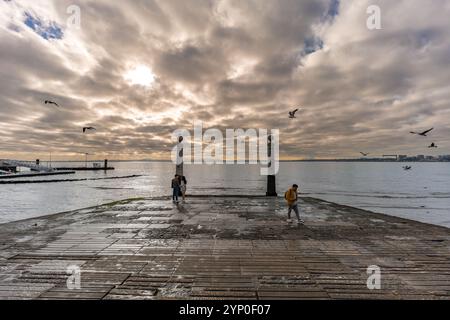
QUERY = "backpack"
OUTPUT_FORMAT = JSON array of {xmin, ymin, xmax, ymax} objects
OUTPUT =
[{"xmin": 284, "ymin": 190, "xmax": 290, "ymax": 200}]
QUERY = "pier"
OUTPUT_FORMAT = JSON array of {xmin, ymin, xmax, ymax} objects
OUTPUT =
[
  {"xmin": 0, "ymin": 196, "xmax": 448, "ymax": 300},
  {"xmin": 54, "ymin": 167, "xmax": 115, "ymax": 171},
  {"xmin": 54, "ymin": 160, "xmax": 114, "ymax": 171},
  {"xmin": 0, "ymin": 159, "xmax": 113, "ymax": 178},
  {"xmin": 0, "ymin": 159, "xmax": 75, "ymax": 179},
  {"xmin": 0, "ymin": 159, "xmax": 53, "ymax": 173},
  {"xmin": 0, "ymin": 171, "xmax": 75, "ymax": 180}
]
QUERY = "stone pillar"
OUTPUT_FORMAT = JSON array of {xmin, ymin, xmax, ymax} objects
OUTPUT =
[
  {"xmin": 104, "ymin": 159, "xmax": 108, "ymax": 170},
  {"xmin": 176, "ymin": 136, "xmax": 184, "ymax": 177},
  {"xmin": 266, "ymin": 135, "xmax": 277, "ymax": 196}
]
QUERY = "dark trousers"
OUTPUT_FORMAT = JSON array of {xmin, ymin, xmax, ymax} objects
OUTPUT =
[{"xmin": 172, "ymin": 187, "xmax": 180, "ymax": 201}]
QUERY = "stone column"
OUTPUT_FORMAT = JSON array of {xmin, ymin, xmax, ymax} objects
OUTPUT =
[
  {"xmin": 176, "ymin": 136, "xmax": 184, "ymax": 177},
  {"xmin": 266, "ymin": 135, "xmax": 277, "ymax": 196}
]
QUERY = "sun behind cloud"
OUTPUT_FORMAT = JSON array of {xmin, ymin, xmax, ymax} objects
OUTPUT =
[
  {"xmin": 124, "ymin": 65, "xmax": 155, "ymax": 88},
  {"xmin": 1, "ymin": 0, "xmax": 449, "ymax": 160}
]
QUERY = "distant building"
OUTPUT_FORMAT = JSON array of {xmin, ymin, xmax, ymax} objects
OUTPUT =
[
  {"xmin": 417, "ymin": 155, "xmax": 425, "ymax": 161},
  {"xmin": 398, "ymin": 155, "xmax": 408, "ymax": 161}
]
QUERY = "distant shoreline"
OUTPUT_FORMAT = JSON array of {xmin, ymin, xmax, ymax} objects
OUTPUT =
[
  {"xmin": 6, "ymin": 159, "xmax": 450, "ymax": 163},
  {"xmin": 71, "ymin": 159, "xmax": 450, "ymax": 163}
]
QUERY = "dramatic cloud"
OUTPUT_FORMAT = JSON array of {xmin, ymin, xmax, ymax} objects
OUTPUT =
[{"xmin": 0, "ymin": 0, "xmax": 449, "ymax": 160}]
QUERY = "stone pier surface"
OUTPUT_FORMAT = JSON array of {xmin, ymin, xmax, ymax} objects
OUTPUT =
[{"xmin": 0, "ymin": 196, "xmax": 449, "ymax": 300}]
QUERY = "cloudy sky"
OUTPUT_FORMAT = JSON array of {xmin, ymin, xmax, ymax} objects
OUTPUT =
[{"xmin": 1, "ymin": 0, "xmax": 449, "ymax": 160}]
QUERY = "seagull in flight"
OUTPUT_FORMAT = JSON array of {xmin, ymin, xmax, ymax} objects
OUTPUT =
[
  {"xmin": 403, "ymin": 166, "xmax": 412, "ymax": 171},
  {"xmin": 289, "ymin": 108, "xmax": 301, "ymax": 119},
  {"xmin": 83, "ymin": 127, "xmax": 97, "ymax": 133},
  {"xmin": 410, "ymin": 128, "xmax": 434, "ymax": 137},
  {"xmin": 428, "ymin": 142, "xmax": 438, "ymax": 148},
  {"xmin": 360, "ymin": 152, "xmax": 370, "ymax": 157},
  {"xmin": 44, "ymin": 100, "xmax": 60, "ymax": 107}
]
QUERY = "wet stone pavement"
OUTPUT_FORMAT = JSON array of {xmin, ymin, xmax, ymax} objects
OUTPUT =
[{"xmin": 0, "ymin": 196, "xmax": 449, "ymax": 300}]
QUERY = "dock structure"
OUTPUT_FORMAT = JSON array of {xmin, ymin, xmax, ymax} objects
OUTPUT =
[
  {"xmin": 0, "ymin": 171, "xmax": 76, "ymax": 180},
  {"xmin": 55, "ymin": 159, "xmax": 114, "ymax": 171},
  {"xmin": 0, "ymin": 159, "xmax": 75, "ymax": 179},
  {"xmin": 0, "ymin": 196, "xmax": 448, "ymax": 300},
  {"xmin": 0, "ymin": 159, "xmax": 114, "ymax": 174},
  {"xmin": 54, "ymin": 167, "xmax": 115, "ymax": 171},
  {"xmin": 0, "ymin": 159, "xmax": 53, "ymax": 173}
]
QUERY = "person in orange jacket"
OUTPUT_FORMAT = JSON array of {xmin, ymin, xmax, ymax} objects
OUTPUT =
[{"xmin": 284, "ymin": 184, "xmax": 304, "ymax": 225}]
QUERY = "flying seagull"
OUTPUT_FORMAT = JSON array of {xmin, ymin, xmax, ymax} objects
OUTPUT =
[
  {"xmin": 360, "ymin": 152, "xmax": 370, "ymax": 157},
  {"xmin": 289, "ymin": 108, "xmax": 301, "ymax": 119},
  {"xmin": 410, "ymin": 128, "xmax": 434, "ymax": 136},
  {"xmin": 403, "ymin": 166, "xmax": 412, "ymax": 171},
  {"xmin": 83, "ymin": 127, "xmax": 96, "ymax": 133},
  {"xmin": 428, "ymin": 142, "xmax": 438, "ymax": 148},
  {"xmin": 44, "ymin": 100, "xmax": 60, "ymax": 107}
]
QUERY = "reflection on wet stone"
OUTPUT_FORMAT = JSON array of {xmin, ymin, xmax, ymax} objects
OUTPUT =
[{"xmin": 0, "ymin": 196, "xmax": 448, "ymax": 299}]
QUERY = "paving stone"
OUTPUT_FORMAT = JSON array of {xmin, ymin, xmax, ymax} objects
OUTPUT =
[{"xmin": 0, "ymin": 196, "xmax": 448, "ymax": 300}]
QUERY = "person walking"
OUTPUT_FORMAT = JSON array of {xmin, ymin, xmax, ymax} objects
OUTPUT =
[
  {"xmin": 172, "ymin": 174, "xmax": 181, "ymax": 203},
  {"xmin": 284, "ymin": 184, "xmax": 304, "ymax": 225},
  {"xmin": 180, "ymin": 176, "xmax": 187, "ymax": 201}
]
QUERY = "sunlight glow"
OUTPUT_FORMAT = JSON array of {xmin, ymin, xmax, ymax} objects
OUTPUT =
[{"xmin": 124, "ymin": 65, "xmax": 155, "ymax": 87}]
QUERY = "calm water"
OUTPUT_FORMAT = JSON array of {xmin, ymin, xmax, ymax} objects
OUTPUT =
[{"xmin": 0, "ymin": 161, "xmax": 449, "ymax": 228}]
